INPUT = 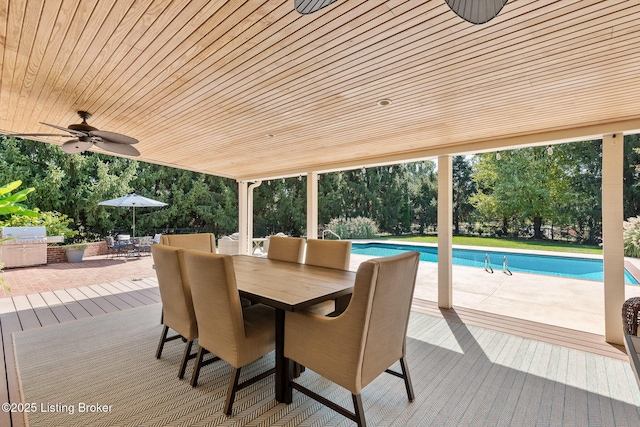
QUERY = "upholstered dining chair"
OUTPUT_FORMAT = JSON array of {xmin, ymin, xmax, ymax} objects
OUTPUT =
[
  {"xmin": 303, "ymin": 239, "xmax": 353, "ymax": 315},
  {"xmin": 284, "ymin": 251, "xmax": 420, "ymax": 427},
  {"xmin": 266, "ymin": 236, "xmax": 305, "ymax": 263},
  {"xmin": 181, "ymin": 250, "xmax": 276, "ymax": 416},
  {"xmin": 160, "ymin": 233, "xmax": 216, "ymax": 253},
  {"xmin": 151, "ymin": 244, "xmax": 200, "ymax": 379},
  {"xmin": 305, "ymin": 239, "xmax": 352, "ymax": 270}
]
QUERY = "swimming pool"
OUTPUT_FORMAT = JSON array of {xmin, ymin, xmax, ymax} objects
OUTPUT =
[{"xmin": 351, "ymin": 242, "xmax": 639, "ymax": 285}]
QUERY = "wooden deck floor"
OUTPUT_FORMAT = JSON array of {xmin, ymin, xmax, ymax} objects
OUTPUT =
[{"xmin": 0, "ymin": 278, "xmax": 629, "ymax": 427}]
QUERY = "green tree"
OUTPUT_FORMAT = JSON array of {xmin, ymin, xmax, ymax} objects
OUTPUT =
[
  {"xmin": 0, "ymin": 137, "xmax": 238, "ymax": 238},
  {"xmin": 452, "ymin": 156, "xmax": 475, "ymax": 235},
  {"xmin": 409, "ymin": 162, "xmax": 437, "ymax": 235},
  {"xmin": 471, "ymin": 147, "xmax": 571, "ymax": 239},
  {"xmin": 254, "ymin": 177, "xmax": 306, "ymax": 237},
  {"xmin": 625, "ymin": 135, "xmax": 640, "ymax": 219},
  {"xmin": 552, "ymin": 140, "xmax": 602, "ymax": 243},
  {"xmin": 130, "ymin": 164, "xmax": 237, "ymax": 237},
  {"xmin": 375, "ymin": 164, "xmax": 411, "ymax": 234}
]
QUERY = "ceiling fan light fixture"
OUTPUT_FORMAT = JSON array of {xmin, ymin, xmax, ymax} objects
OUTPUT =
[
  {"xmin": 445, "ymin": 0, "xmax": 509, "ymax": 25},
  {"xmin": 61, "ymin": 137, "xmax": 92, "ymax": 154}
]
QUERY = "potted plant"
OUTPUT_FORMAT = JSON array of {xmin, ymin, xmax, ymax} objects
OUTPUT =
[{"xmin": 65, "ymin": 243, "xmax": 87, "ymax": 263}]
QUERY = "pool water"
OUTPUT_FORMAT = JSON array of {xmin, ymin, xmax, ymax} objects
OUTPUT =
[{"xmin": 351, "ymin": 242, "xmax": 639, "ymax": 285}]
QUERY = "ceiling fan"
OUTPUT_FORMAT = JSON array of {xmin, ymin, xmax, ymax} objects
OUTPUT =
[
  {"xmin": 295, "ymin": 0, "xmax": 508, "ymax": 24},
  {"xmin": 14, "ymin": 111, "xmax": 140, "ymax": 156}
]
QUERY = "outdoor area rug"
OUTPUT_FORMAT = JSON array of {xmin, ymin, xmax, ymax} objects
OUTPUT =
[{"xmin": 13, "ymin": 304, "xmax": 640, "ymax": 426}]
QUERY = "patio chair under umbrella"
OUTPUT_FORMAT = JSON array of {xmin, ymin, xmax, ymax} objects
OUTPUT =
[{"xmin": 98, "ymin": 193, "xmax": 167, "ymax": 237}]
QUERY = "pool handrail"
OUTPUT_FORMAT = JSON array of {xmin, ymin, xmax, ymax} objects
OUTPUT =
[
  {"xmin": 484, "ymin": 253, "xmax": 493, "ymax": 273},
  {"xmin": 503, "ymin": 256, "xmax": 512, "ymax": 275}
]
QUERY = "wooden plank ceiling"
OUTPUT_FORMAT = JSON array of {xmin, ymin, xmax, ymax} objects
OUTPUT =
[{"xmin": 2, "ymin": 0, "xmax": 640, "ymax": 180}]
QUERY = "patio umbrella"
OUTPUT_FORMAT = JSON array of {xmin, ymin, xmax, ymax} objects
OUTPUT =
[{"xmin": 98, "ymin": 193, "xmax": 167, "ymax": 237}]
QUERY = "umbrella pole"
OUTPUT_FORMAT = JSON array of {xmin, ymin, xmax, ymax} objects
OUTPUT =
[{"xmin": 133, "ymin": 206, "xmax": 136, "ymax": 238}]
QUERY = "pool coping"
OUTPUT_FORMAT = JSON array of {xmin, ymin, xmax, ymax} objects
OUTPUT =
[
  {"xmin": 352, "ymin": 239, "xmax": 640, "ymax": 284},
  {"xmin": 351, "ymin": 239, "xmax": 604, "ymax": 259}
]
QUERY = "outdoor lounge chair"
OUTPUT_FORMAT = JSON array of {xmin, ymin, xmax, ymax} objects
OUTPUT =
[
  {"xmin": 284, "ymin": 251, "xmax": 420, "ymax": 427},
  {"xmin": 217, "ymin": 235, "xmax": 240, "ymax": 254}
]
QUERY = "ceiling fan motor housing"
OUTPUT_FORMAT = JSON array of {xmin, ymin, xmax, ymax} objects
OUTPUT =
[{"xmin": 68, "ymin": 111, "xmax": 97, "ymax": 132}]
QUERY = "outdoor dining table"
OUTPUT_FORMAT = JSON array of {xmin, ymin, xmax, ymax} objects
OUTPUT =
[{"xmin": 231, "ymin": 255, "xmax": 356, "ymax": 404}]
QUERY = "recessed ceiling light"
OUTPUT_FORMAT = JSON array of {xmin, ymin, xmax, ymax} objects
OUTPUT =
[
  {"xmin": 266, "ymin": 133, "xmax": 275, "ymax": 138},
  {"xmin": 377, "ymin": 99, "xmax": 392, "ymax": 106}
]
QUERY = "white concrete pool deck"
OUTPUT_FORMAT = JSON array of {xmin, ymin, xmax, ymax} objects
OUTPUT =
[{"xmin": 348, "ymin": 244, "xmax": 640, "ymax": 336}]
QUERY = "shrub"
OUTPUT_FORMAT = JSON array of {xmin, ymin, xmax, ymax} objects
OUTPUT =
[
  {"xmin": 623, "ymin": 216, "xmax": 640, "ymax": 257},
  {"xmin": 0, "ymin": 209, "xmax": 77, "ymax": 240},
  {"xmin": 327, "ymin": 217, "xmax": 378, "ymax": 239}
]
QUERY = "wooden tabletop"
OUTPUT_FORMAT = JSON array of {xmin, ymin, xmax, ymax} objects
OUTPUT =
[{"xmin": 232, "ymin": 255, "xmax": 355, "ymax": 311}]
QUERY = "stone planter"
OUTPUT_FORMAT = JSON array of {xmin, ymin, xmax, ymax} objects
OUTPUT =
[{"xmin": 65, "ymin": 248, "xmax": 86, "ymax": 263}]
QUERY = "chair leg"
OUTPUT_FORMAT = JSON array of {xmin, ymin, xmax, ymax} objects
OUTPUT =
[
  {"xmin": 178, "ymin": 340, "xmax": 194, "ymax": 379},
  {"xmin": 294, "ymin": 362, "xmax": 305, "ymax": 377},
  {"xmin": 399, "ymin": 357, "xmax": 415, "ymax": 401},
  {"xmin": 352, "ymin": 394, "xmax": 366, "ymax": 427},
  {"xmin": 156, "ymin": 325, "xmax": 169, "ymax": 359},
  {"xmin": 224, "ymin": 367, "xmax": 242, "ymax": 416},
  {"xmin": 190, "ymin": 346, "xmax": 206, "ymax": 387}
]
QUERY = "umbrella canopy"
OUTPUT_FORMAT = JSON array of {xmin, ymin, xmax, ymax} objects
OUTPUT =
[{"xmin": 98, "ymin": 193, "xmax": 167, "ymax": 237}]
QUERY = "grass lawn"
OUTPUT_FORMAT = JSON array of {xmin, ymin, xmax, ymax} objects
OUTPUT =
[{"xmin": 375, "ymin": 235, "xmax": 603, "ymax": 255}]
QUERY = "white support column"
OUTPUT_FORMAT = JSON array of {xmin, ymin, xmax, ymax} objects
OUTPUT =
[
  {"xmin": 238, "ymin": 181, "xmax": 249, "ymax": 255},
  {"xmin": 248, "ymin": 181, "xmax": 262, "ymax": 253},
  {"xmin": 438, "ymin": 155, "xmax": 453, "ymax": 309},
  {"xmin": 307, "ymin": 172, "xmax": 319, "ymax": 240},
  {"xmin": 602, "ymin": 133, "xmax": 625, "ymax": 345}
]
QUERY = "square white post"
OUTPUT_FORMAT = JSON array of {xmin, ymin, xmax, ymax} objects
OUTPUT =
[
  {"xmin": 307, "ymin": 172, "xmax": 318, "ymax": 240},
  {"xmin": 438, "ymin": 155, "xmax": 453, "ymax": 308},
  {"xmin": 602, "ymin": 133, "xmax": 625, "ymax": 344},
  {"xmin": 238, "ymin": 181, "xmax": 249, "ymax": 255}
]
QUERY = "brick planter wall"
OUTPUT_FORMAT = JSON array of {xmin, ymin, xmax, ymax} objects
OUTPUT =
[{"xmin": 47, "ymin": 241, "xmax": 108, "ymax": 264}]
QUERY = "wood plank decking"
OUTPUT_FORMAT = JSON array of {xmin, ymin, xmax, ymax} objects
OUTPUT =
[
  {"xmin": 0, "ymin": 277, "xmax": 629, "ymax": 427},
  {"xmin": 0, "ymin": 277, "xmax": 161, "ymax": 427}
]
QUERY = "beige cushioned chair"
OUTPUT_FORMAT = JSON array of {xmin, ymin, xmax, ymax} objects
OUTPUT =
[
  {"xmin": 304, "ymin": 239, "xmax": 352, "ymax": 270},
  {"xmin": 160, "ymin": 233, "xmax": 216, "ymax": 253},
  {"xmin": 303, "ymin": 239, "xmax": 353, "ymax": 315},
  {"xmin": 151, "ymin": 244, "xmax": 199, "ymax": 379},
  {"xmin": 182, "ymin": 250, "xmax": 276, "ymax": 416},
  {"xmin": 266, "ymin": 236, "xmax": 305, "ymax": 263},
  {"xmin": 284, "ymin": 251, "xmax": 420, "ymax": 427}
]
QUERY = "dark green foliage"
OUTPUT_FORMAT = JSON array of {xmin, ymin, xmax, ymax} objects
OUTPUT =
[
  {"xmin": 453, "ymin": 156, "xmax": 475, "ymax": 235},
  {"xmin": 3, "ymin": 134, "xmax": 640, "ymax": 243}
]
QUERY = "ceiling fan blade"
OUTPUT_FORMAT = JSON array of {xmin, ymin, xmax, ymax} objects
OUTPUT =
[
  {"xmin": 40, "ymin": 122, "xmax": 86, "ymax": 137},
  {"xmin": 61, "ymin": 139, "xmax": 93, "ymax": 154},
  {"xmin": 11, "ymin": 133, "xmax": 72, "ymax": 137},
  {"xmin": 295, "ymin": 0, "xmax": 340, "ymax": 14},
  {"xmin": 94, "ymin": 140, "xmax": 140, "ymax": 156},
  {"xmin": 89, "ymin": 130, "xmax": 138, "ymax": 145},
  {"xmin": 445, "ymin": 0, "xmax": 509, "ymax": 24}
]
